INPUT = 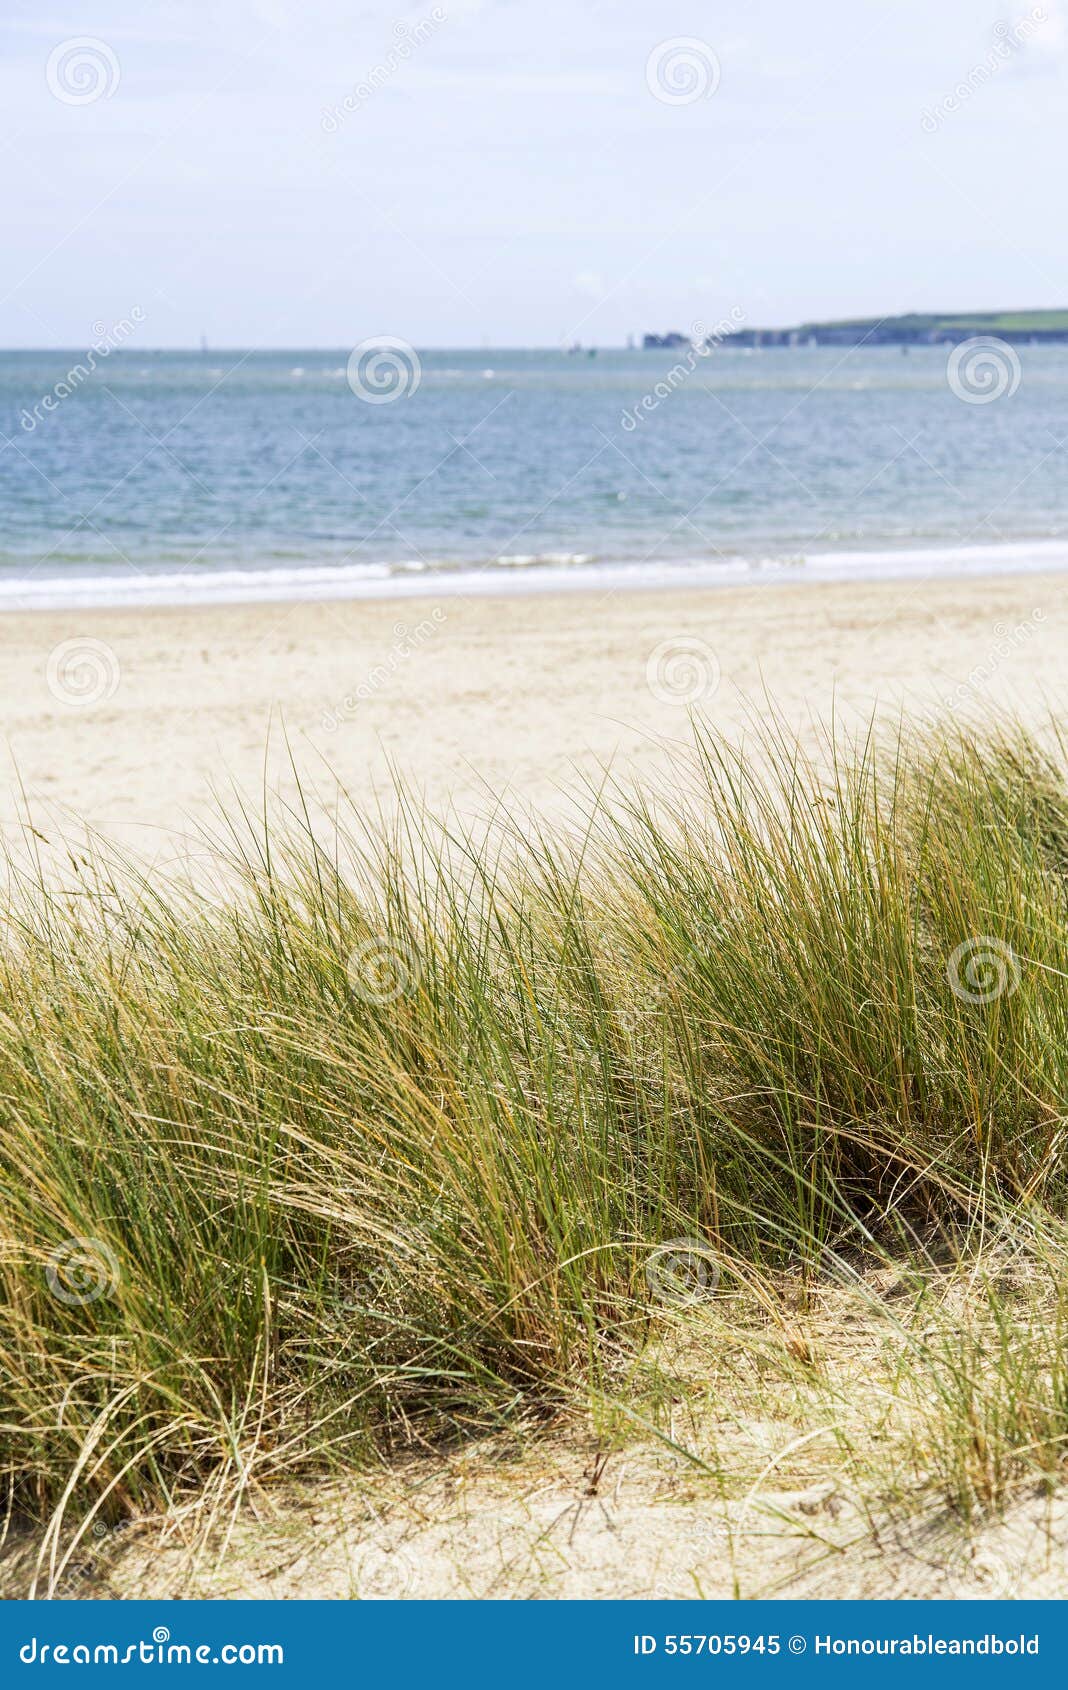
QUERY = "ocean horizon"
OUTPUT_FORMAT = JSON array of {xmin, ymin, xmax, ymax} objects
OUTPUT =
[{"xmin": 4, "ymin": 342, "xmax": 1067, "ymax": 609}]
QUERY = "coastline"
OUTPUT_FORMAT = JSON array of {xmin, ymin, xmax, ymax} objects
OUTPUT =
[
  {"xmin": 1, "ymin": 566, "xmax": 1063, "ymax": 857},
  {"xmin": 7, "ymin": 534, "xmax": 1068, "ymax": 612}
]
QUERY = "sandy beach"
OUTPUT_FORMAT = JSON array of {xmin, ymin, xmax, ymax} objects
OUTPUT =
[
  {"xmin": 4, "ymin": 571, "xmax": 1068, "ymax": 1600},
  {"xmin": 0, "ymin": 569, "xmax": 1062, "ymax": 858}
]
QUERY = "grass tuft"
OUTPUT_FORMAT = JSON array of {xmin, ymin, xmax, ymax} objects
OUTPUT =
[{"xmin": 3, "ymin": 711, "xmax": 1068, "ymax": 1583}]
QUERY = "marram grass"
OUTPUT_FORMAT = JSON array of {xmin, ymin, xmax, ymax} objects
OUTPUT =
[{"xmin": 3, "ymin": 713, "xmax": 1068, "ymax": 1572}]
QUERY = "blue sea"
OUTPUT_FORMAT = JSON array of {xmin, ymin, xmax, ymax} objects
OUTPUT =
[{"xmin": 3, "ymin": 343, "xmax": 1068, "ymax": 608}]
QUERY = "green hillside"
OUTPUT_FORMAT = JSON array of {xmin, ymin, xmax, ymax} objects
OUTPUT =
[{"xmin": 802, "ymin": 310, "xmax": 1068, "ymax": 335}]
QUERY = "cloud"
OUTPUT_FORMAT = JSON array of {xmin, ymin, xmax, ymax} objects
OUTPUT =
[{"xmin": 1001, "ymin": 3, "xmax": 1066, "ymax": 76}]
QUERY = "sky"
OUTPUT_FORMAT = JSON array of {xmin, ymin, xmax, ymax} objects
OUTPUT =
[{"xmin": 1, "ymin": 0, "xmax": 1066, "ymax": 348}]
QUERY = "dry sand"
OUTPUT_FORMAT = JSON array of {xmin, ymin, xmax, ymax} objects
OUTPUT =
[
  {"xmin": 0, "ymin": 569, "xmax": 1063, "ymax": 866},
  {"xmin": 16, "ymin": 1404, "xmax": 1068, "ymax": 1602}
]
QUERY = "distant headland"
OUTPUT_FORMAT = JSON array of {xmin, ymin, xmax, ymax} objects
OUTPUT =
[{"xmin": 644, "ymin": 310, "xmax": 1068, "ymax": 350}]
